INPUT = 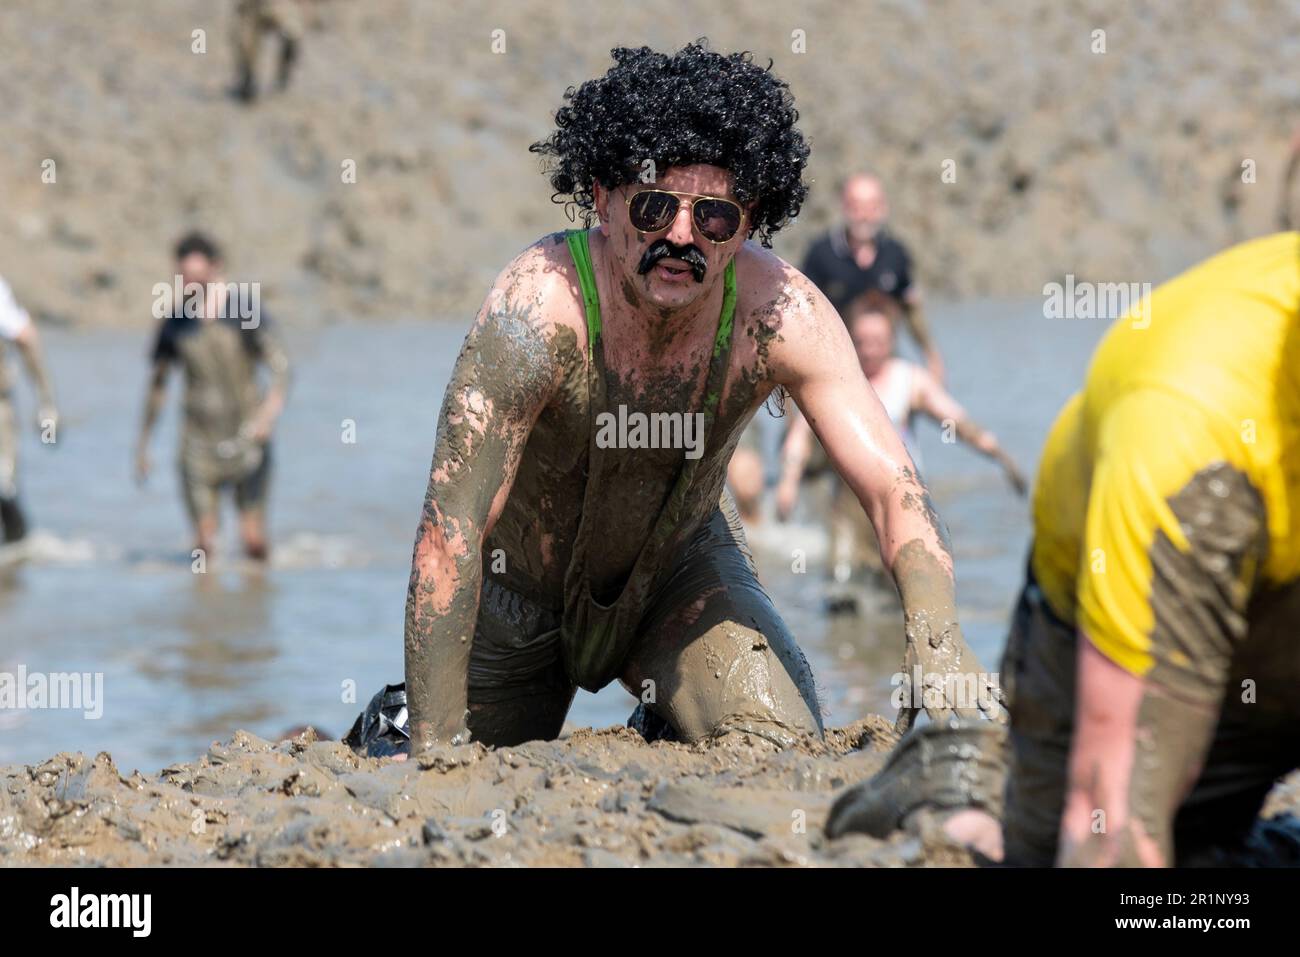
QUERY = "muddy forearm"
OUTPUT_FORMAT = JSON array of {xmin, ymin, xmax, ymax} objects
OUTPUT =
[
  {"xmin": 888, "ymin": 520, "xmax": 963, "ymax": 670},
  {"xmin": 875, "ymin": 467, "xmax": 1002, "ymax": 728},
  {"xmin": 878, "ymin": 469, "xmax": 962, "ymax": 645},
  {"xmin": 1058, "ymin": 637, "xmax": 1220, "ymax": 867},
  {"xmin": 401, "ymin": 283, "xmax": 562, "ymax": 749},
  {"xmin": 403, "ymin": 518, "xmax": 481, "ymax": 749}
]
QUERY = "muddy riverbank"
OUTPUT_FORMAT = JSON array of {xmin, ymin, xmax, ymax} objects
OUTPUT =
[{"xmin": 3, "ymin": 0, "xmax": 1297, "ymax": 328}]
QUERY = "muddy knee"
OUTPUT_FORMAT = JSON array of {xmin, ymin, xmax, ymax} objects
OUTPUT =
[{"xmin": 646, "ymin": 615, "xmax": 821, "ymax": 747}]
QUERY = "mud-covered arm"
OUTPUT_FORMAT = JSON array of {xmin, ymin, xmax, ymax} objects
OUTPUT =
[
  {"xmin": 912, "ymin": 368, "xmax": 1026, "ymax": 496},
  {"xmin": 770, "ymin": 274, "xmax": 1000, "ymax": 729},
  {"xmin": 404, "ymin": 289, "xmax": 563, "ymax": 751},
  {"xmin": 1058, "ymin": 395, "xmax": 1263, "ymax": 866},
  {"xmin": 248, "ymin": 321, "xmax": 292, "ymax": 441}
]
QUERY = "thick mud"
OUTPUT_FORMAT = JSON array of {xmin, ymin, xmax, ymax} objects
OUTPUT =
[
  {"xmin": 0, "ymin": 718, "xmax": 980, "ymax": 867},
  {"xmin": 4, "ymin": 719, "xmax": 1296, "ymax": 866}
]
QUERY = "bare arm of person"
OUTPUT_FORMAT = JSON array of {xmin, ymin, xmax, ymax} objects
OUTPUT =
[
  {"xmin": 246, "ymin": 323, "xmax": 292, "ymax": 443},
  {"xmin": 404, "ymin": 246, "xmax": 570, "ymax": 752},
  {"xmin": 774, "ymin": 408, "xmax": 813, "ymax": 520},
  {"xmin": 911, "ymin": 367, "xmax": 1027, "ymax": 496},
  {"xmin": 768, "ymin": 267, "xmax": 1002, "ymax": 729},
  {"xmin": 1058, "ymin": 395, "xmax": 1261, "ymax": 866},
  {"xmin": 13, "ymin": 323, "xmax": 58, "ymax": 434},
  {"xmin": 901, "ymin": 288, "xmax": 944, "ymax": 384},
  {"xmin": 135, "ymin": 359, "xmax": 170, "ymax": 484},
  {"xmin": 1057, "ymin": 637, "xmax": 1219, "ymax": 867}
]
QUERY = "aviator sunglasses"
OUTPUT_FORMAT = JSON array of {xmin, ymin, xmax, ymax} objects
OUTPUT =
[{"xmin": 625, "ymin": 188, "xmax": 746, "ymax": 244}]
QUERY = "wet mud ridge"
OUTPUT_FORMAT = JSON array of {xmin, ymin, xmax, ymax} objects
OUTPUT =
[{"xmin": 1, "ymin": 718, "xmax": 977, "ymax": 867}]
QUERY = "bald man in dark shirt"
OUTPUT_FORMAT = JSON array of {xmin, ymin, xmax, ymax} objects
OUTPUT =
[{"xmin": 802, "ymin": 173, "xmax": 943, "ymax": 382}]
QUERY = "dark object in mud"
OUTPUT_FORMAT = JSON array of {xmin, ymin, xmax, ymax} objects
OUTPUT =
[
  {"xmin": 627, "ymin": 703, "xmax": 679, "ymax": 743},
  {"xmin": 0, "ymin": 496, "xmax": 28, "ymax": 544},
  {"xmin": 1179, "ymin": 813, "xmax": 1300, "ymax": 868},
  {"xmin": 343, "ymin": 683, "xmax": 410, "ymax": 758},
  {"xmin": 825, "ymin": 720, "xmax": 1006, "ymax": 839},
  {"xmin": 824, "ymin": 593, "xmax": 858, "ymax": 616}
]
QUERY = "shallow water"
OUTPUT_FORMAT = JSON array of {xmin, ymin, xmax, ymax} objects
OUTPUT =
[{"xmin": 0, "ymin": 302, "xmax": 1105, "ymax": 770}]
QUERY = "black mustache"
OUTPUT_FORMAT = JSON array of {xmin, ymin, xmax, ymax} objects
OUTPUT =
[{"xmin": 638, "ymin": 240, "xmax": 708, "ymax": 283}]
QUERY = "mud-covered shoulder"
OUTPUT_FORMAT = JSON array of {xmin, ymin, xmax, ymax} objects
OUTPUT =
[
  {"xmin": 730, "ymin": 242, "xmax": 833, "ymax": 384},
  {"xmin": 466, "ymin": 233, "xmax": 588, "ymax": 390}
]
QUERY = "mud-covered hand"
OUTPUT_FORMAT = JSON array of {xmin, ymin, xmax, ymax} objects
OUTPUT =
[{"xmin": 894, "ymin": 614, "xmax": 1007, "ymax": 734}]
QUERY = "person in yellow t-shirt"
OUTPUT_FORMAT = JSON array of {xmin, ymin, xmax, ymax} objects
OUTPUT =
[
  {"xmin": 1013, "ymin": 231, "xmax": 1300, "ymax": 866},
  {"xmin": 827, "ymin": 233, "xmax": 1300, "ymax": 866}
]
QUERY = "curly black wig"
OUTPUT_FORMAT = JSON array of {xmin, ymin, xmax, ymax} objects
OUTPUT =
[{"xmin": 529, "ymin": 40, "xmax": 810, "ymax": 247}]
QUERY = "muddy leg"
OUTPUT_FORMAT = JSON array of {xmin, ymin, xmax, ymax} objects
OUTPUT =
[
  {"xmin": 235, "ymin": 450, "xmax": 272, "ymax": 561},
  {"xmin": 1000, "ymin": 575, "xmax": 1077, "ymax": 865},
  {"xmin": 0, "ymin": 497, "xmax": 26, "ymax": 544},
  {"xmin": 1170, "ymin": 585, "xmax": 1300, "ymax": 865},
  {"xmin": 194, "ymin": 513, "xmax": 218, "ymax": 559},
  {"xmin": 182, "ymin": 462, "xmax": 220, "ymax": 560},
  {"xmin": 465, "ymin": 580, "xmax": 577, "ymax": 747},
  {"xmin": 231, "ymin": 0, "xmax": 264, "ymax": 102},
  {"xmin": 238, "ymin": 508, "xmax": 268, "ymax": 561},
  {"xmin": 467, "ymin": 684, "xmax": 576, "ymax": 748},
  {"xmin": 622, "ymin": 500, "xmax": 823, "ymax": 747}
]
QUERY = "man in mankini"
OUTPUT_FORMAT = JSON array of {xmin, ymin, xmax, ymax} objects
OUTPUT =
[{"xmin": 829, "ymin": 232, "xmax": 1300, "ymax": 867}]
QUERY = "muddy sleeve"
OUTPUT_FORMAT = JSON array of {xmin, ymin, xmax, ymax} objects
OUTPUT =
[{"xmin": 1076, "ymin": 390, "xmax": 1266, "ymax": 705}]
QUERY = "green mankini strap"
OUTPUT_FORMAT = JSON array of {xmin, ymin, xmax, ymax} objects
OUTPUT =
[{"xmin": 558, "ymin": 229, "xmax": 737, "ymax": 691}]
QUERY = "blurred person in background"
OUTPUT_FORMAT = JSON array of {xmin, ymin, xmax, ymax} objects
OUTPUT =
[
  {"xmin": 829, "ymin": 232, "xmax": 1300, "ymax": 868},
  {"xmin": 730, "ymin": 172, "xmax": 945, "ymax": 525},
  {"xmin": 802, "ymin": 172, "xmax": 943, "ymax": 381},
  {"xmin": 135, "ymin": 232, "xmax": 291, "ymax": 561},
  {"xmin": 777, "ymin": 290, "xmax": 1024, "ymax": 610},
  {"xmin": 231, "ymin": 0, "xmax": 306, "ymax": 103},
  {"xmin": 0, "ymin": 275, "xmax": 59, "ymax": 545}
]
